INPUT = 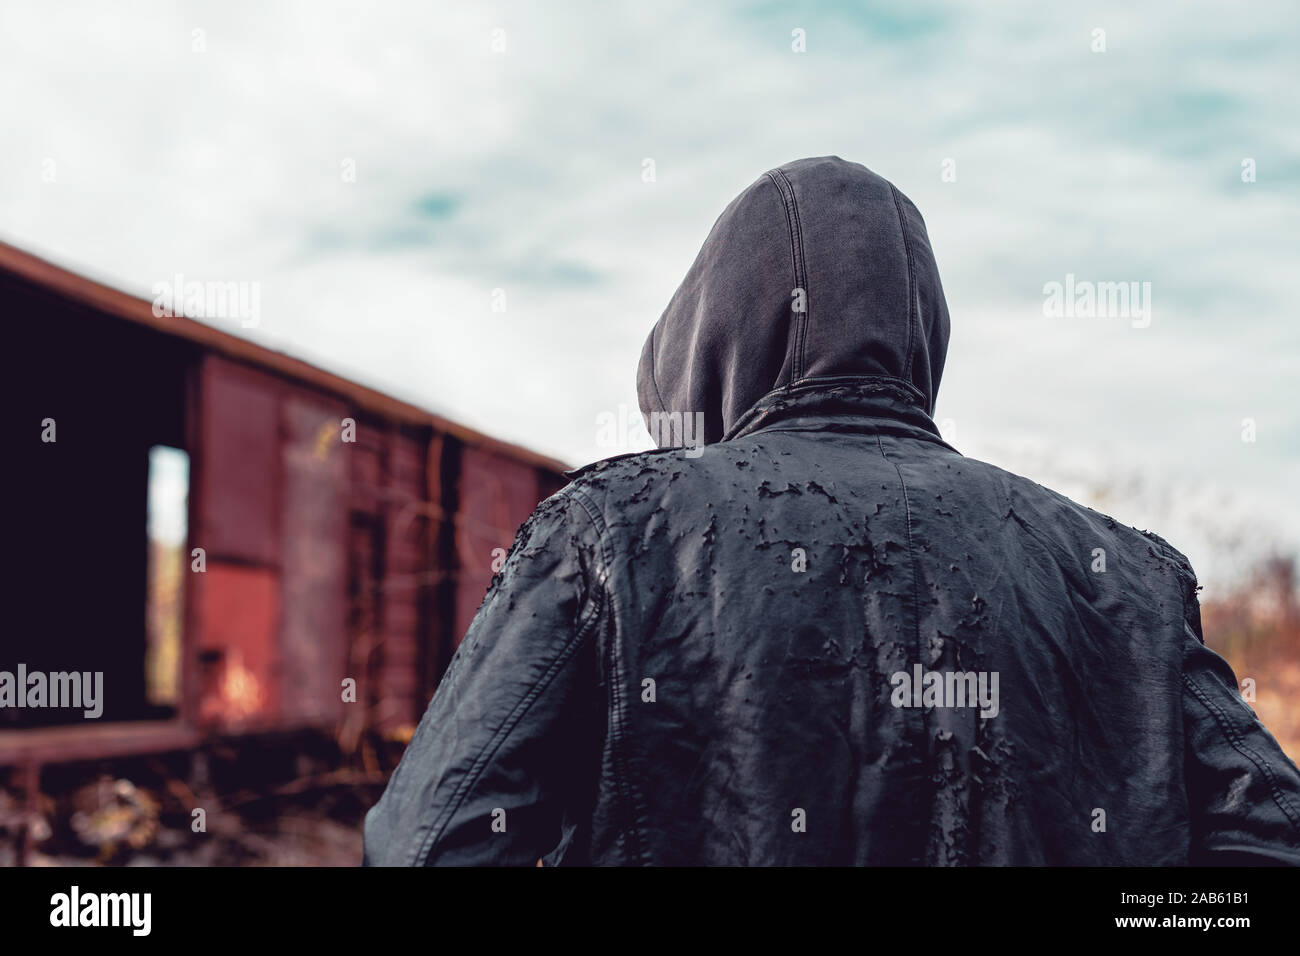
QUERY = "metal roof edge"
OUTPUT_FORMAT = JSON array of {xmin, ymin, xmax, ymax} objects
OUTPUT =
[{"xmin": 0, "ymin": 240, "xmax": 570, "ymax": 474}]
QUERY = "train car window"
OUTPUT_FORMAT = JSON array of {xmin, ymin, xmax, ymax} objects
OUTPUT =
[{"xmin": 145, "ymin": 446, "xmax": 188, "ymax": 709}]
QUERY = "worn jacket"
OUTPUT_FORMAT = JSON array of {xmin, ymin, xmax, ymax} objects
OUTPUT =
[{"xmin": 364, "ymin": 156, "xmax": 1300, "ymax": 865}]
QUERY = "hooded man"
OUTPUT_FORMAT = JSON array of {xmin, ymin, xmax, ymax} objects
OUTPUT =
[{"xmin": 364, "ymin": 156, "xmax": 1300, "ymax": 866}]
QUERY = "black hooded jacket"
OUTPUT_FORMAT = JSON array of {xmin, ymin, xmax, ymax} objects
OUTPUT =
[{"xmin": 364, "ymin": 156, "xmax": 1300, "ymax": 866}]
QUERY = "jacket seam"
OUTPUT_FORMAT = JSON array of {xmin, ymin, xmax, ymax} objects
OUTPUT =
[
  {"xmin": 1155, "ymin": 537, "xmax": 1203, "ymax": 645},
  {"xmin": 564, "ymin": 487, "xmax": 653, "ymax": 865},
  {"xmin": 752, "ymin": 423, "xmax": 957, "ymax": 453},
  {"xmin": 646, "ymin": 321, "xmax": 668, "ymax": 415},
  {"xmin": 877, "ymin": 434, "xmax": 923, "ymax": 660},
  {"xmin": 1172, "ymin": 550, "xmax": 1201, "ymax": 648},
  {"xmin": 1182, "ymin": 671, "xmax": 1300, "ymax": 831},
  {"xmin": 766, "ymin": 168, "xmax": 809, "ymax": 382},
  {"xmin": 412, "ymin": 495, "xmax": 604, "ymax": 865},
  {"xmin": 723, "ymin": 374, "xmax": 929, "ymax": 442},
  {"xmin": 888, "ymin": 184, "xmax": 919, "ymax": 398},
  {"xmin": 780, "ymin": 168, "xmax": 811, "ymax": 381}
]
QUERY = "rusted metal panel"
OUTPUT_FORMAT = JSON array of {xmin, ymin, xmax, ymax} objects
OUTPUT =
[
  {"xmin": 536, "ymin": 466, "xmax": 568, "ymax": 501},
  {"xmin": 180, "ymin": 359, "xmax": 204, "ymax": 727},
  {"xmin": 279, "ymin": 392, "xmax": 349, "ymax": 725},
  {"xmin": 419, "ymin": 432, "xmax": 458, "ymax": 710},
  {"xmin": 349, "ymin": 441, "xmax": 384, "ymax": 513},
  {"xmin": 198, "ymin": 356, "xmax": 280, "ymax": 566},
  {"xmin": 390, "ymin": 431, "xmax": 425, "ymax": 490},
  {"xmin": 195, "ymin": 562, "xmax": 280, "ymax": 728},
  {"xmin": 377, "ymin": 430, "xmax": 428, "ymax": 729},
  {"xmin": 452, "ymin": 447, "xmax": 549, "ymax": 645},
  {"xmin": 346, "ymin": 515, "xmax": 383, "ymax": 732}
]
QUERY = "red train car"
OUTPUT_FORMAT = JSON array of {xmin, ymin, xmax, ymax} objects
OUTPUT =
[{"xmin": 1, "ymin": 241, "xmax": 568, "ymax": 776}]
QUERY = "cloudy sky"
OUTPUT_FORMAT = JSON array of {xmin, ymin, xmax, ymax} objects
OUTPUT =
[{"xmin": 3, "ymin": 0, "xmax": 1297, "ymax": 588}]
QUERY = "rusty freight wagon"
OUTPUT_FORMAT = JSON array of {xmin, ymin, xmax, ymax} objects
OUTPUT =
[{"xmin": 1, "ymin": 241, "xmax": 569, "ymax": 786}]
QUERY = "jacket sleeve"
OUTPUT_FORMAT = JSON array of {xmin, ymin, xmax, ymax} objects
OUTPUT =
[
  {"xmin": 1182, "ymin": 585, "xmax": 1300, "ymax": 865},
  {"xmin": 362, "ymin": 490, "xmax": 604, "ymax": 866}
]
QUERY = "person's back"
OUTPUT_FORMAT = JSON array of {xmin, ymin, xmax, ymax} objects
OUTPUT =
[{"xmin": 364, "ymin": 156, "xmax": 1300, "ymax": 866}]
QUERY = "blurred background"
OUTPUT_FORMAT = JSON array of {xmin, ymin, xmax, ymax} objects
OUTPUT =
[{"xmin": 1, "ymin": 0, "xmax": 1297, "ymax": 864}]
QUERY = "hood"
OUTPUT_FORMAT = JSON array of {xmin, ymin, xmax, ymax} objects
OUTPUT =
[{"xmin": 637, "ymin": 156, "xmax": 950, "ymax": 446}]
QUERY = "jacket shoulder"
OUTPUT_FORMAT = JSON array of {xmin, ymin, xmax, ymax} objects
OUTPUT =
[
  {"xmin": 959, "ymin": 452, "xmax": 1199, "ymax": 584},
  {"xmin": 558, "ymin": 444, "xmax": 736, "ymax": 532},
  {"xmin": 562, "ymin": 445, "xmax": 698, "ymax": 481}
]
